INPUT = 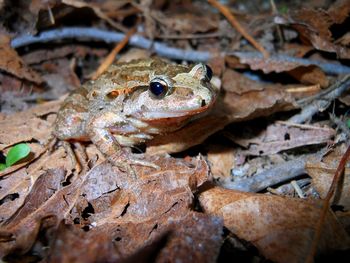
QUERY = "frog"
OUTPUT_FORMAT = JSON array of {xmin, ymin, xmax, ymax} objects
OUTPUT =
[{"xmin": 53, "ymin": 58, "xmax": 217, "ymax": 174}]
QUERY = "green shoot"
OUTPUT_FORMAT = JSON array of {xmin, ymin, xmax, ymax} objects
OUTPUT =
[{"xmin": 0, "ymin": 143, "xmax": 31, "ymax": 171}]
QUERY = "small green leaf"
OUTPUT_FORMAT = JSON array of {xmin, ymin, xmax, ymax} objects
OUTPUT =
[
  {"xmin": 347, "ymin": 119, "xmax": 350, "ymax": 128},
  {"xmin": 0, "ymin": 163, "xmax": 6, "ymax": 171},
  {"xmin": 5, "ymin": 143, "xmax": 31, "ymax": 167}
]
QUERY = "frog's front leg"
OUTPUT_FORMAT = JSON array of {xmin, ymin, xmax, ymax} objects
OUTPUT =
[{"xmin": 86, "ymin": 112, "xmax": 158, "ymax": 176}]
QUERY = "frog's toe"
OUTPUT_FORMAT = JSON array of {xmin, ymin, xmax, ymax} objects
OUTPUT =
[
  {"xmin": 108, "ymin": 154, "xmax": 159, "ymax": 179},
  {"xmin": 128, "ymin": 158, "xmax": 160, "ymax": 169}
]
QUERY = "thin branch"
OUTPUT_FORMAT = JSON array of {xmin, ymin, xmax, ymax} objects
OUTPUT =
[
  {"xmin": 208, "ymin": 0, "xmax": 269, "ymax": 58},
  {"xmin": 10, "ymin": 27, "xmax": 350, "ymax": 75},
  {"xmin": 289, "ymin": 74, "xmax": 350, "ymax": 124},
  {"xmin": 221, "ymin": 158, "xmax": 307, "ymax": 192},
  {"xmin": 11, "ymin": 27, "xmax": 213, "ymax": 62}
]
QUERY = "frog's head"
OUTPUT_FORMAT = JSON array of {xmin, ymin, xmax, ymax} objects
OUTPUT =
[{"xmin": 124, "ymin": 61, "xmax": 218, "ymax": 132}]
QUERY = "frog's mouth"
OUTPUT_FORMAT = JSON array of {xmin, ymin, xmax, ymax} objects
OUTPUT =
[{"xmin": 136, "ymin": 97, "xmax": 216, "ymax": 123}]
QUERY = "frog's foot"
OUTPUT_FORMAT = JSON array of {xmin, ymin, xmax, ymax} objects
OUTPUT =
[
  {"xmin": 109, "ymin": 153, "xmax": 159, "ymax": 179},
  {"xmin": 61, "ymin": 141, "xmax": 88, "ymax": 174}
]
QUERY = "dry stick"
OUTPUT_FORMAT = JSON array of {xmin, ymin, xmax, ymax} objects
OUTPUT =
[
  {"xmin": 91, "ymin": 27, "xmax": 136, "ymax": 80},
  {"xmin": 288, "ymin": 74, "xmax": 350, "ymax": 124},
  {"xmin": 10, "ymin": 27, "xmax": 350, "ymax": 75},
  {"xmin": 208, "ymin": 0, "xmax": 269, "ymax": 58},
  {"xmin": 222, "ymin": 158, "xmax": 307, "ymax": 192},
  {"xmin": 269, "ymin": 0, "xmax": 284, "ymax": 43},
  {"xmin": 306, "ymin": 144, "xmax": 350, "ymax": 263}
]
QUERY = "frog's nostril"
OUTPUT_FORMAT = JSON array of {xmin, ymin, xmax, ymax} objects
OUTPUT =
[{"xmin": 201, "ymin": 99, "xmax": 206, "ymax": 107}]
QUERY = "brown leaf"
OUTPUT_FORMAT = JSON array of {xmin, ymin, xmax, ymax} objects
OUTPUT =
[
  {"xmin": 222, "ymin": 69, "xmax": 263, "ymax": 95},
  {"xmin": 0, "ymin": 35, "xmax": 42, "ymax": 84},
  {"xmin": 276, "ymin": 6, "xmax": 350, "ymax": 59},
  {"xmin": 0, "ymin": 99, "xmax": 61, "ymax": 150},
  {"xmin": 152, "ymin": 10, "xmax": 219, "ymax": 34},
  {"xmin": 47, "ymin": 212, "xmax": 222, "ymax": 263},
  {"xmin": 0, "ymin": 148, "xmax": 69, "ymax": 223},
  {"xmin": 61, "ymin": 0, "xmax": 127, "ymax": 31},
  {"xmin": 72, "ymin": 155, "xmax": 210, "ymax": 226},
  {"xmin": 199, "ymin": 186, "xmax": 350, "ymax": 263},
  {"xmin": 0, "ymin": 146, "xmax": 212, "ymax": 259},
  {"xmin": 231, "ymin": 51, "xmax": 329, "ymax": 74},
  {"xmin": 0, "ymin": 168, "xmax": 78, "ymax": 257},
  {"xmin": 306, "ymin": 144, "xmax": 350, "ymax": 210},
  {"xmin": 288, "ymin": 65, "xmax": 329, "ymax": 88},
  {"xmin": 229, "ymin": 121, "xmax": 335, "ymax": 156},
  {"xmin": 207, "ymin": 145, "xmax": 235, "ymax": 178}
]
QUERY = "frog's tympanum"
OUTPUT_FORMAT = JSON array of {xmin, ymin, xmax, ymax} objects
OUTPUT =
[{"xmin": 54, "ymin": 58, "xmax": 216, "ymax": 173}]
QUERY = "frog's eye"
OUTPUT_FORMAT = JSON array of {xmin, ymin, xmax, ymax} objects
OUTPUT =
[{"xmin": 149, "ymin": 79, "xmax": 168, "ymax": 98}]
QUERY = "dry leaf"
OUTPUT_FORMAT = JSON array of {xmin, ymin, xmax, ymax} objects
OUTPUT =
[
  {"xmin": 0, "ymin": 146, "xmax": 212, "ymax": 258},
  {"xmin": 0, "ymin": 35, "xmax": 42, "ymax": 84},
  {"xmin": 199, "ymin": 186, "xmax": 350, "ymax": 263},
  {"xmin": 231, "ymin": 51, "xmax": 330, "ymax": 74},
  {"xmin": 276, "ymin": 6, "xmax": 350, "ymax": 59},
  {"xmin": 229, "ymin": 122, "xmax": 335, "ymax": 156},
  {"xmin": 306, "ymin": 144, "xmax": 350, "ymax": 210},
  {"xmin": 47, "ymin": 212, "xmax": 222, "ymax": 263},
  {"xmin": 288, "ymin": 65, "xmax": 329, "ymax": 88},
  {"xmin": 207, "ymin": 145, "xmax": 235, "ymax": 178},
  {"xmin": 0, "ymin": 99, "xmax": 61, "ymax": 150}
]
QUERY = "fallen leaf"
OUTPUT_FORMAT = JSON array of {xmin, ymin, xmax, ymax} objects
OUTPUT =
[
  {"xmin": 207, "ymin": 145, "xmax": 235, "ymax": 179},
  {"xmin": 0, "ymin": 99, "xmax": 61, "ymax": 150},
  {"xmin": 275, "ymin": 5, "xmax": 350, "ymax": 59},
  {"xmin": 62, "ymin": 0, "xmax": 127, "ymax": 31},
  {"xmin": 306, "ymin": 144, "xmax": 350, "ymax": 210},
  {"xmin": 0, "ymin": 146, "xmax": 212, "ymax": 259},
  {"xmin": 231, "ymin": 51, "xmax": 330, "ymax": 74},
  {"xmin": 199, "ymin": 186, "xmax": 350, "ymax": 263},
  {"xmin": 152, "ymin": 10, "xmax": 219, "ymax": 34},
  {"xmin": 47, "ymin": 212, "xmax": 222, "ymax": 263},
  {"xmin": 288, "ymin": 65, "xmax": 329, "ymax": 88},
  {"xmin": 229, "ymin": 121, "xmax": 335, "ymax": 156},
  {"xmin": 0, "ymin": 34, "xmax": 42, "ymax": 84}
]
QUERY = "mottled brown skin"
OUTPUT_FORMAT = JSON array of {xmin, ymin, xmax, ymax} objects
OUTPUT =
[{"xmin": 54, "ymin": 58, "xmax": 216, "ymax": 172}]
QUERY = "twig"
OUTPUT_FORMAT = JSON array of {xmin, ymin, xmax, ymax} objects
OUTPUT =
[
  {"xmin": 10, "ymin": 27, "xmax": 350, "ymax": 75},
  {"xmin": 11, "ymin": 27, "xmax": 212, "ymax": 62},
  {"xmin": 306, "ymin": 144, "xmax": 350, "ymax": 263},
  {"xmin": 208, "ymin": 0, "xmax": 269, "ymax": 58},
  {"xmin": 269, "ymin": 0, "xmax": 284, "ymax": 44},
  {"xmin": 221, "ymin": 158, "xmax": 306, "ymax": 192},
  {"xmin": 288, "ymin": 74, "xmax": 350, "ymax": 124},
  {"xmin": 91, "ymin": 27, "xmax": 136, "ymax": 80}
]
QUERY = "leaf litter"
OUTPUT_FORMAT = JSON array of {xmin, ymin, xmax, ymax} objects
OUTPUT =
[{"xmin": 1, "ymin": 0, "xmax": 350, "ymax": 262}]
